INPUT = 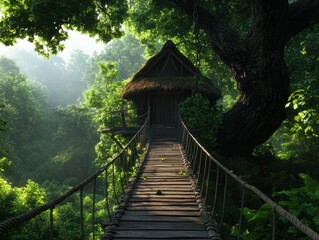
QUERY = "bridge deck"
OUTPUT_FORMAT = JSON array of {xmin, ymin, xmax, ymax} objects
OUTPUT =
[{"xmin": 112, "ymin": 126, "xmax": 209, "ymax": 239}]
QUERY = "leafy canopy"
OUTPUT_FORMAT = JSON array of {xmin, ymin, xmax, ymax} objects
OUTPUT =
[{"xmin": 0, "ymin": 0, "xmax": 127, "ymax": 56}]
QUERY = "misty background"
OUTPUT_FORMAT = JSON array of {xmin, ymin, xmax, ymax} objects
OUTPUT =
[{"xmin": 0, "ymin": 31, "xmax": 105, "ymax": 106}]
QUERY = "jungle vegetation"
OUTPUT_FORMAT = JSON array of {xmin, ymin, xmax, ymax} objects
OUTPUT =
[{"xmin": 0, "ymin": 0, "xmax": 319, "ymax": 239}]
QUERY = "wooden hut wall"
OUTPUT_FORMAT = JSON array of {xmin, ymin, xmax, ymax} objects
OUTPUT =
[{"xmin": 148, "ymin": 90, "xmax": 191, "ymax": 125}]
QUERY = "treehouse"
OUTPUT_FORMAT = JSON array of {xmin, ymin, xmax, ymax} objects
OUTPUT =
[{"xmin": 121, "ymin": 40, "xmax": 221, "ymax": 125}]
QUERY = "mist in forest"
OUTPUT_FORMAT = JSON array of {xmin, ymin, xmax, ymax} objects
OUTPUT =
[{"xmin": 0, "ymin": 34, "xmax": 146, "ymax": 188}]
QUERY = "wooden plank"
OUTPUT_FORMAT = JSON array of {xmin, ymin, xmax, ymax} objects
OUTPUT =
[
  {"xmin": 148, "ymin": 152, "xmax": 181, "ymax": 155},
  {"xmin": 120, "ymin": 215, "xmax": 201, "ymax": 223},
  {"xmin": 143, "ymin": 166, "xmax": 186, "ymax": 170},
  {"xmin": 114, "ymin": 230, "xmax": 209, "ymax": 238},
  {"xmin": 139, "ymin": 175, "xmax": 188, "ymax": 179},
  {"xmin": 148, "ymin": 154, "xmax": 182, "ymax": 157},
  {"xmin": 135, "ymin": 186, "xmax": 192, "ymax": 190},
  {"xmin": 128, "ymin": 202, "xmax": 198, "ymax": 207},
  {"xmin": 135, "ymin": 189, "xmax": 193, "ymax": 193},
  {"xmin": 144, "ymin": 164, "xmax": 185, "ymax": 167},
  {"xmin": 138, "ymin": 182, "xmax": 190, "ymax": 184},
  {"xmin": 145, "ymin": 160, "xmax": 183, "ymax": 163},
  {"xmin": 133, "ymin": 189, "xmax": 195, "ymax": 196},
  {"xmin": 142, "ymin": 169, "xmax": 186, "ymax": 173},
  {"xmin": 116, "ymin": 222, "xmax": 206, "ymax": 230},
  {"xmin": 132, "ymin": 192, "xmax": 195, "ymax": 195},
  {"xmin": 130, "ymin": 196, "xmax": 196, "ymax": 201},
  {"xmin": 125, "ymin": 211, "xmax": 200, "ymax": 217},
  {"xmin": 127, "ymin": 205, "xmax": 199, "ymax": 211},
  {"xmin": 145, "ymin": 163, "xmax": 184, "ymax": 166},
  {"xmin": 137, "ymin": 180, "xmax": 190, "ymax": 184},
  {"xmin": 137, "ymin": 182, "xmax": 191, "ymax": 186},
  {"xmin": 138, "ymin": 176, "xmax": 188, "ymax": 179},
  {"xmin": 129, "ymin": 198, "xmax": 196, "ymax": 203},
  {"xmin": 146, "ymin": 159, "xmax": 183, "ymax": 162},
  {"xmin": 114, "ymin": 238, "xmax": 208, "ymax": 240},
  {"xmin": 135, "ymin": 185, "xmax": 193, "ymax": 190},
  {"xmin": 148, "ymin": 147, "xmax": 180, "ymax": 151},
  {"xmin": 141, "ymin": 172, "xmax": 183, "ymax": 176},
  {"xmin": 133, "ymin": 191, "xmax": 195, "ymax": 195}
]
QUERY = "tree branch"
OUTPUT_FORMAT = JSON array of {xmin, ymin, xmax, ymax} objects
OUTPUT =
[
  {"xmin": 172, "ymin": 0, "xmax": 244, "ymax": 67},
  {"xmin": 247, "ymin": 0, "xmax": 288, "ymax": 51},
  {"xmin": 285, "ymin": 0, "xmax": 319, "ymax": 42}
]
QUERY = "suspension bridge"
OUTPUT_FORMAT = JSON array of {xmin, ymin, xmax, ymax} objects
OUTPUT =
[{"xmin": 0, "ymin": 112, "xmax": 319, "ymax": 240}]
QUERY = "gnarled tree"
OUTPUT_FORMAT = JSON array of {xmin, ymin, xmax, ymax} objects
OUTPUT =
[{"xmin": 170, "ymin": 0, "xmax": 319, "ymax": 154}]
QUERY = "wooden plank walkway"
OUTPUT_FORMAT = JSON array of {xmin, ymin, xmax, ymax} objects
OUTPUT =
[{"xmin": 112, "ymin": 126, "xmax": 210, "ymax": 239}]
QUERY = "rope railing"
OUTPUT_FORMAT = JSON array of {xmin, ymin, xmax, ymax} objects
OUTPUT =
[
  {"xmin": 0, "ymin": 111, "xmax": 150, "ymax": 239},
  {"xmin": 178, "ymin": 115, "xmax": 319, "ymax": 240}
]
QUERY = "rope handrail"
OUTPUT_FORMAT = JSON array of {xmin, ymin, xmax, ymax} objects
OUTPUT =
[
  {"xmin": 0, "ymin": 110, "xmax": 150, "ymax": 237},
  {"xmin": 179, "ymin": 116, "xmax": 319, "ymax": 240}
]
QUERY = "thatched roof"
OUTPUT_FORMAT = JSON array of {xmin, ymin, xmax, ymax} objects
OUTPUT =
[{"xmin": 121, "ymin": 40, "xmax": 221, "ymax": 99}]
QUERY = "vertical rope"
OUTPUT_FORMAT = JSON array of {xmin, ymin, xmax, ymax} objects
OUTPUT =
[
  {"xmin": 272, "ymin": 207, "xmax": 276, "ymax": 240},
  {"xmin": 92, "ymin": 178, "xmax": 96, "ymax": 240},
  {"xmin": 50, "ymin": 208, "xmax": 54, "ymax": 239},
  {"xmin": 182, "ymin": 126, "xmax": 186, "ymax": 147},
  {"xmin": 219, "ymin": 172, "xmax": 228, "ymax": 228},
  {"xmin": 212, "ymin": 165, "xmax": 219, "ymax": 216},
  {"xmin": 119, "ymin": 156, "xmax": 125, "ymax": 194},
  {"xmin": 238, "ymin": 186, "xmax": 245, "ymax": 240},
  {"xmin": 196, "ymin": 148, "xmax": 203, "ymax": 184},
  {"xmin": 80, "ymin": 188, "xmax": 84, "ymax": 239},
  {"xmin": 205, "ymin": 156, "xmax": 211, "ymax": 201},
  {"xmin": 185, "ymin": 133, "xmax": 191, "ymax": 158},
  {"xmin": 191, "ymin": 139, "xmax": 197, "ymax": 164},
  {"xmin": 192, "ymin": 144, "xmax": 200, "ymax": 173},
  {"xmin": 201, "ymin": 154, "xmax": 208, "ymax": 196},
  {"xmin": 123, "ymin": 152, "xmax": 128, "ymax": 189},
  {"xmin": 105, "ymin": 170, "xmax": 111, "ymax": 220},
  {"xmin": 112, "ymin": 164, "xmax": 120, "ymax": 205}
]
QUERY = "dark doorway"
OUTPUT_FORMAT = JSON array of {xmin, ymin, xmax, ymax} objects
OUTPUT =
[{"xmin": 150, "ymin": 94, "xmax": 180, "ymax": 125}]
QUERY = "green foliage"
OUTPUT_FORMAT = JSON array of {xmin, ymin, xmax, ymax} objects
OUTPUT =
[
  {"xmin": 0, "ymin": 104, "xmax": 8, "ymax": 164},
  {"xmin": 0, "ymin": 57, "xmax": 20, "ymax": 74},
  {"xmin": 180, "ymin": 93, "xmax": 222, "ymax": 147},
  {"xmin": 156, "ymin": 189, "xmax": 163, "ymax": 195},
  {"xmin": 50, "ymin": 105, "xmax": 99, "ymax": 181},
  {"xmin": 17, "ymin": 180, "xmax": 46, "ymax": 209},
  {"xmin": 0, "ymin": 0, "xmax": 128, "ymax": 56},
  {"xmin": 85, "ymin": 33, "xmax": 145, "ymax": 82},
  {"xmin": 84, "ymin": 61, "xmax": 136, "ymax": 165},
  {"xmin": 0, "ymin": 58, "xmax": 52, "ymax": 183},
  {"xmin": 265, "ymin": 26, "xmax": 319, "ymax": 173},
  {"xmin": 0, "ymin": 177, "xmax": 16, "ymax": 220},
  {"xmin": 0, "ymin": 177, "xmax": 51, "ymax": 240},
  {"xmin": 0, "ymin": 34, "xmax": 145, "ymax": 239},
  {"xmin": 233, "ymin": 174, "xmax": 319, "ymax": 239},
  {"xmin": 0, "ymin": 157, "xmax": 11, "ymax": 174}
]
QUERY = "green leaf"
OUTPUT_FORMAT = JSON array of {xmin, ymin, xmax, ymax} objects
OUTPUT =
[{"xmin": 156, "ymin": 189, "xmax": 163, "ymax": 195}]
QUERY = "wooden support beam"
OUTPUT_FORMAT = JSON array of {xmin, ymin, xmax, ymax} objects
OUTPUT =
[{"xmin": 101, "ymin": 126, "xmax": 141, "ymax": 136}]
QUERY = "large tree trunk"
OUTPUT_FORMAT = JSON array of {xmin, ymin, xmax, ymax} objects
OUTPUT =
[
  {"xmin": 218, "ymin": 55, "xmax": 289, "ymax": 154},
  {"xmin": 198, "ymin": 0, "xmax": 289, "ymax": 154},
  {"xmin": 173, "ymin": 0, "xmax": 319, "ymax": 155}
]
